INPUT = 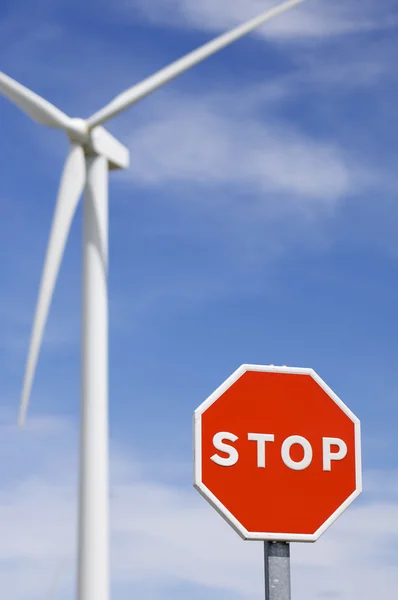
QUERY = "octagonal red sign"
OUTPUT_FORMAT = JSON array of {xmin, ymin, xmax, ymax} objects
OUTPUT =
[{"xmin": 193, "ymin": 364, "xmax": 362, "ymax": 542}]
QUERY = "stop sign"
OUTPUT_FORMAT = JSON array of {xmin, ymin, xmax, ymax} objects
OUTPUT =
[{"xmin": 193, "ymin": 364, "xmax": 361, "ymax": 542}]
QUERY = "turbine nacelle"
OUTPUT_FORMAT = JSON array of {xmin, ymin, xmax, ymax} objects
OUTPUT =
[
  {"xmin": 67, "ymin": 118, "xmax": 129, "ymax": 171},
  {"xmin": 88, "ymin": 126, "xmax": 129, "ymax": 171}
]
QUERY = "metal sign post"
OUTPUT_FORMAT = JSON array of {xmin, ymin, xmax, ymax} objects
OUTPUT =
[{"xmin": 264, "ymin": 542, "xmax": 291, "ymax": 600}]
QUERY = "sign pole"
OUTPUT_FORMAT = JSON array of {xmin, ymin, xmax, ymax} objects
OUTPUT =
[{"xmin": 264, "ymin": 542, "xmax": 291, "ymax": 600}]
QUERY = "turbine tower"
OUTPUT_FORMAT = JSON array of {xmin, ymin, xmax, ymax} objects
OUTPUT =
[{"xmin": 0, "ymin": 1, "xmax": 306, "ymax": 599}]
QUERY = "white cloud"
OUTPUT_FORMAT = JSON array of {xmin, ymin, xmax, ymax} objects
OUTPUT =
[
  {"xmin": 122, "ymin": 0, "xmax": 398, "ymax": 40},
  {"xmin": 119, "ymin": 89, "xmax": 367, "ymax": 215},
  {"xmin": 0, "ymin": 415, "xmax": 397, "ymax": 600}
]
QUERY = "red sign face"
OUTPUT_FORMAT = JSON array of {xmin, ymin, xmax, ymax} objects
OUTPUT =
[{"xmin": 193, "ymin": 365, "xmax": 362, "ymax": 542}]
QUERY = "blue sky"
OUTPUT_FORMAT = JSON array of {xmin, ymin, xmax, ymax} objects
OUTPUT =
[{"xmin": 1, "ymin": 0, "xmax": 398, "ymax": 598}]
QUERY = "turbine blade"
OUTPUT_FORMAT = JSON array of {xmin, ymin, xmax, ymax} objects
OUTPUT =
[
  {"xmin": 18, "ymin": 145, "xmax": 86, "ymax": 426},
  {"xmin": 87, "ymin": 0, "xmax": 306, "ymax": 128},
  {"xmin": 0, "ymin": 71, "xmax": 71, "ymax": 129}
]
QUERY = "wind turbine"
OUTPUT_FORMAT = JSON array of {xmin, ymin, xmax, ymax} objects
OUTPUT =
[{"xmin": 0, "ymin": 1, "xmax": 307, "ymax": 599}]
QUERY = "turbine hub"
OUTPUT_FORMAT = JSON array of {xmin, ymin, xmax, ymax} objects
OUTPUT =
[{"xmin": 67, "ymin": 118, "xmax": 89, "ymax": 144}]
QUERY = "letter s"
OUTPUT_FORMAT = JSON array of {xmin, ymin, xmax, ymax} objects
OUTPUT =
[{"xmin": 211, "ymin": 432, "xmax": 239, "ymax": 466}]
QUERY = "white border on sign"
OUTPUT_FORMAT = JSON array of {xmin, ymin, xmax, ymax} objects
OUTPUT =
[{"xmin": 193, "ymin": 364, "xmax": 362, "ymax": 543}]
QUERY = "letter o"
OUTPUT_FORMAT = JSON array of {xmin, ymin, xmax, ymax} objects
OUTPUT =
[{"xmin": 281, "ymin": 435, "xmax": 313, "ymax": 470}]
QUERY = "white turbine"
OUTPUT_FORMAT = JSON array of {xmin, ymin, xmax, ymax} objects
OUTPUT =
[{"xmin": 0, "ymin": 1, "xmax": 307, "ymax": 600}]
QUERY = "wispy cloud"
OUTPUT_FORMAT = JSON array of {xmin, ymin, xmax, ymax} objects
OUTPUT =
[
  {"xmin": 123, "ymin": 93, "xmax": 357, "ymax": 205},
  {"xmin": 121, "ymin": 0, "xmax": 398, "ymax": 40}
]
